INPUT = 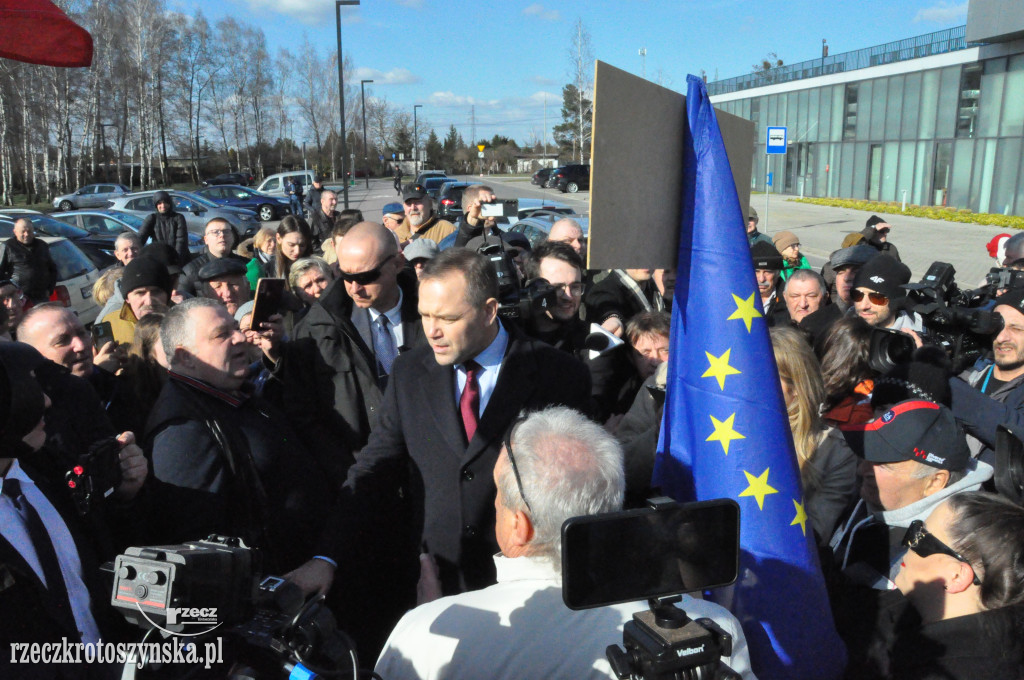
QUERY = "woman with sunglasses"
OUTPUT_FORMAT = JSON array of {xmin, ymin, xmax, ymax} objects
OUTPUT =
[{"xmin": 889, "ymin": 492, "xmax": 1024, "ymax": 678}]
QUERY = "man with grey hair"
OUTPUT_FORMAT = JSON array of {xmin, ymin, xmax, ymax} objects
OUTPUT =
[
  {"xmin": 547, "ymin": 217, "xmax": 586, "ymax": 258},
  {"xmin": 375, "ymin": 406, "xmax": 754, "ymax": 680},
  {"xmin": 782, "ymin": 268, "xmax": 827, "ymax": 324},
  {"xmin": 0, "ymin": 218, "xmax": 56, "ymax": 303},
  {"xmin": 146, "ymin": 297, "xmax": 332, "ymax": 574},
  {"xmin": 114, "ymin": 231, "xmax": 141, "ymax": 266}
]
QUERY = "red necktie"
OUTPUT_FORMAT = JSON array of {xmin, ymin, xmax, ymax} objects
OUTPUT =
[{"xmin": 460, "ymin": 360, "xmax": 481, "ymax": 442}]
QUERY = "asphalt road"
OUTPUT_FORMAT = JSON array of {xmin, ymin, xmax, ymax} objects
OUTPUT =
[{"xmin": 309, "ymin": 176, "xmax": 1008, "ymax": 288}]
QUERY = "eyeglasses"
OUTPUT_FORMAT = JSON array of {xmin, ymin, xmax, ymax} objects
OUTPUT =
[
  {"xmin": 339, "ymin": 254, "xmax": 396, "ymax": 285},
  {"xmin": 502, "ymin": 418, "xmax": 533, "ymax": 514},
  {"xmin": 206, "ymin": 229, "xmax": 232, "ymax": 237},
  {"xmin": 901, "ymin": 520, "xmax": 982, "ymax": 586},
  {"xmin": 851, "ymin": 289, "xmax": 889, "ymax": 306},
  {"xmin": 554, "ymin": 282, "xmax": 586, "ymax": 296}
]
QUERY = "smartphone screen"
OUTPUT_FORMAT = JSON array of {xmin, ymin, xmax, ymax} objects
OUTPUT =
[
  {"xmin": 561, "ymin": 499, "xmax": 740, "ymax": 610},
  {"xmin": 91, "ymin": 321, "xmax": 114, "ymax": 347},
  {"xmin": 250, "ymin": 278, "xmax": 286, "ymax": 329}
]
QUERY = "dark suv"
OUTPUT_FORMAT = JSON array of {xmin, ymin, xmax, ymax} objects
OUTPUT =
[
  {"xmin": 202, "ymin": 173, "xmax": 251, "ymax": 187},
  {"xmin": 553, "ymin": 164, "xmax": 590, "ymax": 193},
  {"xmin": 437, "ymin": 182, "xmax": 476, "ymax": 220}
]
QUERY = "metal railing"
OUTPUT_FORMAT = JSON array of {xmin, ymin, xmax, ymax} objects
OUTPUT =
[{"xmin": 708, "ymin": 26, "xmax": 968, "ymax": 96}]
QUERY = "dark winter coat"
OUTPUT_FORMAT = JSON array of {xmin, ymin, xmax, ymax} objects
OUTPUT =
[
  {"xmin": 0, "ymin": 237, "xmax": 57, "ymax": 302},
  {"xmin": 137, "ymin": 209, "xmax": 190, "ymax": 264}
]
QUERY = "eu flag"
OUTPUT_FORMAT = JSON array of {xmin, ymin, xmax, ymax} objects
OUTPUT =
[{"xmin": 652, "ymin": 75, "xmax": 847, "ymax": 679}]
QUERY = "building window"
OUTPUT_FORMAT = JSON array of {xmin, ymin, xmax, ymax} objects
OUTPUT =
[
  {"xmin": 843, "ymin": 83, "xmax": 858, "ymax": 140},
  {"xmin": 956, "ymin": 64, "xmax": 982, "ymax": 138}
]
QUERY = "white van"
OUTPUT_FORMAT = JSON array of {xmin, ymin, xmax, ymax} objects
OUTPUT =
[{"xmin": 255, "ymin": 170, "xmax": 316, "ymax": 198}]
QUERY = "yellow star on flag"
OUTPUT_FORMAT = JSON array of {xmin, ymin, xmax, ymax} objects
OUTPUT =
[
  {"xmin": 791, "ymin": 499, "xmax": 808, "ymax": 536},
  {"xmin": 726, "ymin": 293, "xmax": 762, "ymax": 332},
  {"xmin": 706, "ymin": 413, "xmax": 745, "ymax": 455},
  {"xmin": 701, "ymin": 349, "xmax": 741, "ymax": 390},
  {"xmin": 738, "ymin": 468, "xmax": 778, "ymax": 510}
]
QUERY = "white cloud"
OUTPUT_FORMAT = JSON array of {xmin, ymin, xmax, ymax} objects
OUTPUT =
[
  {"xmin": 428, "ymin": 91, "xmax": 500, "ymax": 108},
  {"xmin": 530, "ymin": 75, "xmax": 559, "ymax": 86},
  {"xmin": 231, "ymin": 0, "xmax": 362, "ymax": 26},
  {"xmin": 912, "ymin": 1, "xmax": 968, "ymax": 24},
  {"xmin": 523, "ymin": 3, "xmax": 560, "ymax": 21},
  {"xmin": 354, "ymin": 67, "xmax": 420, "ymax": 84}
]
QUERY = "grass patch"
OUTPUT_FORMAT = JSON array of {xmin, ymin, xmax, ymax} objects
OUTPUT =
[{"xmin": 789, "ymin": 197, "xmax": 1024, "ymax": 230}]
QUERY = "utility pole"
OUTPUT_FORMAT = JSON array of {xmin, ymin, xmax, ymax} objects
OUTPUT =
[
  {"xmin": 335, "ymin": 0, "xmax": 359, "ymax": 209},
  {"xmin": 413, "ymin": 104, "xmax": 422, "ymax": 176},
  {"xmin": 361, "ymin": 79, "xmax": 373, "ymax": 189}
]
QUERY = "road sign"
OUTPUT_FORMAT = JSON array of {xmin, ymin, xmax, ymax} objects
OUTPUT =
[
  {"xmin": 766, "ymin": 126, "xmax": 787, "ymax": 155},
  {"xmin": 392, "ymin": 153, "xmax": 396, "ymax": 160},
  {"xmin": 477, "ymin": 151, "xmax": 485, "ymax": 158},
  {"xmin": 477, "ymin": 144, "xmax": 485, "ymax": 152},
  {"xmin": 378, "ymin": 155, "xmax": 384, "ymax": 161}
]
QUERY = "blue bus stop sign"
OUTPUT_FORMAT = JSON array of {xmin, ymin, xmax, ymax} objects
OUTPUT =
[{"xmin": 766, "ymin": 126, "xmax": 787, "ymax": 155}]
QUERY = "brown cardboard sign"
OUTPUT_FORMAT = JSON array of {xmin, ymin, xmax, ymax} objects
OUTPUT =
[{"xmin": 588, "ymin": 61, "xmax": 754, "ymax": 270}]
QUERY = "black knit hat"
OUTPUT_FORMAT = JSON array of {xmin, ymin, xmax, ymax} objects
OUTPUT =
[
  {"xmin": 750, "ymin": 240, "xmax": 783, "ymax": 270},
  {"xmin": 865, "ymin": 214, "xmax": 887, "ymax": 229},
  {"xmin": 995, "ymin": 288, "xmax": 1024, "ymax": 314},
  {"xmin": 140, "ymin": 243, "xmax": 182, "ymax": 275},
  {"xmin": 122, "ymin": 256, "xmax": 172, "ymax": 296},
  {"xmin": 0, "ymin": 342, "xmax": 47, "ymax": 458},
  {"xmin": 852, "ymin": 255, "xmax": 911, "ymax": 300}
]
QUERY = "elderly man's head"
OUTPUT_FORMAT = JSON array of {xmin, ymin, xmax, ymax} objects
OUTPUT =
[
  {"xmin": 547, "ymin": 218, "xmax": 585, "ymax": 257},
  {"xmin": 337, "ymin": 222, "xmax": 403, "ymax": 312},
  {"xmin": 843, "ymin": 400, "xmax": 969, "ymax": 511},
  {"xmin": 494, "ymin": 406, "xmax": 624, "ymax": 563},
  {"xmin": 203, "ymin": 218, "xmax": 235, "ymax": 258},
  {"xmin": 418, "ymin": 249, "xmax": 500, "ymax": 367},
  {"xmin": 320, "ymin": 190, "xmax": 338, "ymax": 215},
  {"xmin": 18, "ymin": 303, "xmax": 96, "ymax": 377},
  {"xmin": 289, "ymin": 257, "xmax": 334, "ymax": 305},
  {"xmin": 161, "ymin": 297, "xmax": 249, "ymax": 391},
  {"xmin": 403, "ymin": 184, "xmax": 434, "ymax": 227},
  {"xmin": 783, "ymin": 269, "xmax": 826, "ymax": 324},
  {"xmin": 122, "ymin": 257, "xmax": 172, "ymax": 320},
  {"xmin": 197, "ymin": 259, "xmax": 250, "ymax": 316},
  {"xmin": 12, "ymin": 219, "xmax": 34, "ymax": 246},
  {"xmin": 114, "ymin": 232, "xmax": 141, "ymax": 266},
  {"xmin": 750, "ymin": 241, "xmax": 783, "ymax": 303}
]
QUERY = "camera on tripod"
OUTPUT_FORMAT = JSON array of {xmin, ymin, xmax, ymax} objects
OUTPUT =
[{"xmin": 561, "ymin": 497, "xmax": 742, "ymax": 680}]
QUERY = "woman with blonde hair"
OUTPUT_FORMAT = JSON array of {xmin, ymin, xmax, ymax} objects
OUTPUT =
[
  {"xmin": 246, "ymin": 227, "xmax": 277, "ymax": 291},
  {"xmin": 770, "ymin": 326, "xmax": 857, "ymax": 543}
]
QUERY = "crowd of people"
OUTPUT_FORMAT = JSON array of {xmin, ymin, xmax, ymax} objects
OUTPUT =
[{"xmin": 0, "ymin": 180, "xmax": 1022, "ymax": 679}]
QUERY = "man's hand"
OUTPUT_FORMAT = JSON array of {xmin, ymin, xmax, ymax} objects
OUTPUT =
[
  {"xmin": 93, "ymin": 340, "xmax": 122, "ymax": 373},
  {"xmin": 898, "ymin": 327, "xmax": 924, "ymax": 349},
  {"xmin": 113, "ymin": 432, "xmax": 148, "ymax": 502},
  {"xmin": 465, "ymin": 190, "xmax": 497, "ymax": 228},
  {"xmin": 601, "ymin": 316, "xmax": 624, "ymax": 338},
  {"xmin": 244, "ymin": 313, "xmax": 284, "ymax": 363},
  {"xmin": 416, "ymin": 552, "xmax": 442, "ymax": 605},
  {"xmin": 285, "ymin": 558, "xmax": 336, "ymax": 597}
]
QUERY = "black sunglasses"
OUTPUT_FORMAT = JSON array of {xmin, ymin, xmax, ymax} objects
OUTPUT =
[
  {"xmin": 339, "ymin": 254, "xmax": 396, "ymax": 285},
  {"xmin": 901, "ymin": 520, "xmax": 982, "ymax": 586},
  {"xmin": 851, "ymin": 289, "xmax": 889, "ymax": 305},
  {"xmin": 502, "ymin": 418, "xmax": 533, "ymax": 514}
]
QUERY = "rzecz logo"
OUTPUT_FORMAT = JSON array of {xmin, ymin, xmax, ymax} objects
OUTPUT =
[{"xmin": 136, "ymin": 605, "xmax": 222, "ymax": 637}]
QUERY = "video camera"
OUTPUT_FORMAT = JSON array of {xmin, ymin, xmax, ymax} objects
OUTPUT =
[
  {"xmin": 561, "ymin": 497, "xmax": 742, "ymax": 680},
  {"xmin": 878, "ymin": 261, "xmax": 1006, "ymax": 372},
  {"xmin": 475, "ymin": 237, "xmax": 559, "ymax": 321},
  {"xmin": 65, "ymin": 436, "xmax": 122, "ymax": 515},
  {"xmin": 109, "ymin": 536, "xmax": 353, "ymax": 679}
]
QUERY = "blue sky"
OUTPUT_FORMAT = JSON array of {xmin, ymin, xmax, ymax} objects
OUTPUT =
[{"xmin": 177, "ymin": 0, "xmax": 969, "ymax": 144}]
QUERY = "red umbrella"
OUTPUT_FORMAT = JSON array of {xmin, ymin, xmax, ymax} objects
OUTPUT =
[{"xmin": 0, "ymin": 0, "xmax": 93, "ymax": 67}]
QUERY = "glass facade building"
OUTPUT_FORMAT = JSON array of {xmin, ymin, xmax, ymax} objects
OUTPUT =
[{"xmin": 709, "ymin": 25, "xmax": 1024, "ymax": 216}]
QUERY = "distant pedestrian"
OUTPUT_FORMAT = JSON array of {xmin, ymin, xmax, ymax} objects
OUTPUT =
[
  {"xmin": 393, "ymin": 165, "xmax": 403, "ymax": 195},
  {"xmin": 137, "ymin": 190, "xmax": 190, "ymax": 265},
  {"xmin": 289, "ymin": 176, "xmax": 305, "ymax": 216},
  {"xmin": 304, "ymin": 174, "xmax": 325, "ymax": 218},
  {"xmin": 0, "ymin": 218, "xmax": 57, "ymax": 303}
]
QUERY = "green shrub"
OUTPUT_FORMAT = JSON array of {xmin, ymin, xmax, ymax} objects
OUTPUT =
[{"xmin": 789, "ymin": 197, "xmax": 1024, "ymax": 230}]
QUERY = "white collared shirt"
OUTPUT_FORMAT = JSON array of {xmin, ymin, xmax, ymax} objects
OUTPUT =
[
  {"xmin": 367, "ymin": 288, "xmax": 405, "ymax": 349},
  {"xmin": 455, "ymin": 321, "xmax": 509, "ymax": 417}
]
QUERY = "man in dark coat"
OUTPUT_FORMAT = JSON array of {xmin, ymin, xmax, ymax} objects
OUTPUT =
[
  {"xmin": 0, "ymin": 218, "xmax": 57, "ymax": 303},
  {"xmin": 860, "ymin": 214, "xmax": 902, "ymax": 262},
  {"xmin": 303, "ymin": 174, "xmax": 325, "ymax": 217},
  {"xmin": 137, "ymin": 190, "xmax": 190, "ymax": 265},
  {"xmin": 144, "ymin": 297, "xmax": 332, "ymax": 576},
  {"xmin": 308, "ymin": 190, "xmax": 338, "ymax": 252},
  {"xmin": 178, "ymin": 217, "xmax": 245, "ymax": 295}
]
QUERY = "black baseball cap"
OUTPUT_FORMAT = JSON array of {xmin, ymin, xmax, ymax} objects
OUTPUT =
[
  {"xmin": 840, "ymin": 399, "xmax": 969, "ymax": 471},
  {"xmin": 402, "ymin": 183, "xmax": 428, "ymax": 202}
]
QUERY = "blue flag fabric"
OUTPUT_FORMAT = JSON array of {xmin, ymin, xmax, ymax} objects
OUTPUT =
[{"xmin": 652, "ymin": 75, "xmax": 847, "ymax": 679}]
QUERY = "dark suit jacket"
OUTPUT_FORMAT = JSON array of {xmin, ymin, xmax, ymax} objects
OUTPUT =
[
  {"xmin": 326, "ymin": 321, "xmax": 592, "ymax": 594},
  {"xmin": 290, "ymin": 271, "xmax": 425, "ymax": 457},
  {"xmin": 0, "ymin": 464, "xmax": 126, "ymax": 680}
]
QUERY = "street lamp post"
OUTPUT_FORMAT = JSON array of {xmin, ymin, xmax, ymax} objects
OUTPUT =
[
  {"xmin": 336, "ymin": 0, "xmax": 360, "ymax": 209},
  {"xmin": 302, "ymin": 141, "xmax": 307, "ymax": 173},
  {"xmin": 413, "ymin": 104, "xmax": 422, "ymax": 177},
  {"xmin": 361, "ymin": 79, "xmax": 373, "ymax": 190}
]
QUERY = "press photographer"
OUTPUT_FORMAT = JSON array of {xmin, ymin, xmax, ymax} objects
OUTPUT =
[
  {"xmin": 453, "ymin": 184, "xmax": 500, "ymax": 247},
  {"xmin": 374, "ymin": 406, "xmax": 754, "ymax": 680}
]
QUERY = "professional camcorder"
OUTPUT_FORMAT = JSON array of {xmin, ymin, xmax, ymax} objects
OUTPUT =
[
  {"xmin": 109, "ymin": 535, "xmax": 353, "ymax": 679},
  {"xmin": 562, "ymin": 497, "xmax": 742, "ymax": 680},
  {"xmin": 476, "ymin": 238, "xmax": 560, "ymax": 321},
  {"xmin": 65, "ymin": 436, "xmax": 122, "ymax": 515}
]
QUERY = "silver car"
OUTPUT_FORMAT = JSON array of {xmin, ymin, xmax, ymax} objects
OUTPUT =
[
  {"xmin": 106, "ymin": 190, "xmax": 261, "ymax": 237},
  {"xmin": 51, "ymin": 209, "xmax": 204, "ymax": 255},
  {"xmin": 52, "ymin": 183, "xmax": 131, "ymax": 211}
]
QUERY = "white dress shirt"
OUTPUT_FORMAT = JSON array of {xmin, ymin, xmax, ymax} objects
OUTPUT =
[{"xmin": 455, "ymin": 321, "xmax": 509, "ymax": 417}]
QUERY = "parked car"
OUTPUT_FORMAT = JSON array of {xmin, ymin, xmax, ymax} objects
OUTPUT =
[
  {"xmin": 201, "ymin": 173, "xmax": 252, "ymax": 187},
  {"xmin": 0, "ymin": 215, "xmax": 117, "ymax": 269},
  {"xmin": 193, "ymin": 185, "xmax": 291, "ymax": 222},
  {"xmin": 531, "ymin": 168, "xmax": 555, "ymax": 187},
  {"xmin": 106, "ymin": 190, "xmax": 261, "ymax": 237},
  {"xmin": 544, "ymin": 167, "xmax": 563, "ymax": 188},
  {"xmin": 415, "ymin": 170, "xmax": 447, "ymax": 186},
  {"xmin": 437, "ymin": 182, "xmax": 476, "ymax": 220},
  {"xmin": 553, "ymin": 164, "xmax": 591, "ymax": 193},
  {"xmin": 422, "ymin": 177, "xmax": 456, "ymax": 200},
  {"xmin": 52, "ymin": 183, "xmax": 131, "ymax": 211},
  {"xmin": 506, "ymin": 213, "xmax": 590, "ymax": 250},
  {"xmin": 51, "ymin": 210, "xmax": 204, "ymax": 255},
  {"xmin": 254, "ymin": 170, "xmax": 316, "ymax": 198},
  {"xmin": 0, "ymin": 230, "xmax": 100, "ymax": 324}
]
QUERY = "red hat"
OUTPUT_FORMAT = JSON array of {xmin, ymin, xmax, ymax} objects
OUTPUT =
[{"xmin": 986, "ymin": 233, "xmax": 1012, "ymax": 259}]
